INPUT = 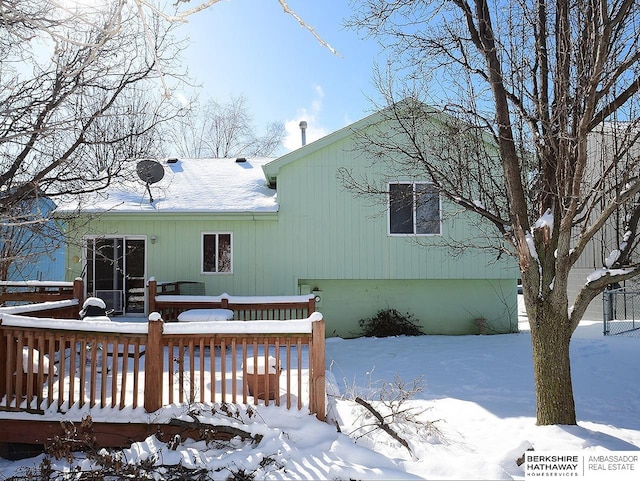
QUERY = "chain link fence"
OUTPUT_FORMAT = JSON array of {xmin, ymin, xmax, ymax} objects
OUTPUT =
[{"xmin": 603, "ymin": 287, "xmax": 640, "ymax": 337}]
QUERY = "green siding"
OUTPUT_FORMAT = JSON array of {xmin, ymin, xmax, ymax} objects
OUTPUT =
[
  {"xmin": 299, "ymin": 278, "xmax": 518, "ymax": 337},
  {"xmin": 65, "ymin": 113, "xmax": 518, "ymax": 335},
  {"xmin": 271, "ymin": 129, "xmax": 516, "ymax": 283},
  {"xmin": 66, "ymin": 214, "xmax": 285, "ymax": 297}
]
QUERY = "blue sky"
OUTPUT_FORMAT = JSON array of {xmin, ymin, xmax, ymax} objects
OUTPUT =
[{"xmin": 175, "ymin": 0, "xmax": 384, "ymax": 152}]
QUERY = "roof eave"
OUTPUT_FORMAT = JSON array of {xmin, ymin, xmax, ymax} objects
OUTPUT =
[{"xmin": 263, "ymin": 109, "xmax": 385, "ymax": 184}]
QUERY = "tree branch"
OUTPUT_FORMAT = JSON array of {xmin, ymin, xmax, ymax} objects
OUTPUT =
[
  {"xmin": 354, "ymin": 396, "xmax": 412, "ymax": 455},
  {"xmin": 165, "ymin": 418, "xmax": 263, "ymax": 446}
]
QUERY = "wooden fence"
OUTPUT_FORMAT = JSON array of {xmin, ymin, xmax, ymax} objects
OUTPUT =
[
  {"xmin": 148, "ymin": 279, "xmax": 316, "ymax": 321},
  {"xmin": 0, "ymin": 312, "xmax": 326, "ymax": 421},
  {"xmin": 0, "ymin": 279, "xmax": 83, "ymax": 319},
  {"xmin": 0, "ymin": 278, "xmax": 315, "ymax": 322}
]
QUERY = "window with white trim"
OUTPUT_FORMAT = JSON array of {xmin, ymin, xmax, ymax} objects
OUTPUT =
[
  {"xmin": 388, "ymin": 182, "xmax": 441, "ymax": 235},
  {"xmin": 202, "ymin": 233, "xmax": 232, "ymax": 273}
]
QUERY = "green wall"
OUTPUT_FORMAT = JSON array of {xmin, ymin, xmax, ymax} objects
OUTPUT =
[
  {"xmin": 65, "ymin": 213, "xmax": 285, "ymax": 296},
  {"xmin": 269, "ymin": 122, "xmax": 517, "ymax": 283},
  {"xmin": 299, "ymin": 278, "xmax": 518, "ymax": 337}
]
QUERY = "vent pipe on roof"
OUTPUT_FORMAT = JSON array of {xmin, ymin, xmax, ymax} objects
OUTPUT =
[{"xmin": 299, "ymin": 120, "xmax": 307, "ymax": 146}]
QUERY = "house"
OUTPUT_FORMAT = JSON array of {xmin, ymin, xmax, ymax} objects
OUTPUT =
[
  {"xmin": 57, "ymin": 109, "xmax": 519, "ymax": 336},
  {"xmin": 1, "ymin": 192, "xmax": 65, "ymax": 282}
]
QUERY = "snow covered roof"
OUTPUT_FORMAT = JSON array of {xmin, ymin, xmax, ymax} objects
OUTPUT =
[{"xmin": 56, "ymin": 157, "xmax": 278, "ymax": 214}]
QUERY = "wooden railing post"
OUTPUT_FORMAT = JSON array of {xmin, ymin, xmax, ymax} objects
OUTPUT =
[
  {"xmin": 73, "ymin": 278, "xmax": 84, "ymax": 318},
  {"xmin": 308, "ymin": 296, "xmax": 316, "ymax": 315},
  {"xmin": 73, "ymin": 278, "xmax": 84, "ymax": 303},
  {"xmin": 144, "ymin": 314, "xmax": 164, "ymax": 413},
  {"xmin": 0, "ymin": 319, "xmax": 6, "ymax": 399},
  {"xmin": 148, "ymin": 279, "xmax": 157, "ymax": 314},
  {"xmin": 310, "ymin": 319, "xmax": 326, "ymax": 420}
]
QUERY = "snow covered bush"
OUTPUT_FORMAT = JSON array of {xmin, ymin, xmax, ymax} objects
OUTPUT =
[{"xmin": 357, "ymin": 309, "xmax": 424, "ymax": 337}]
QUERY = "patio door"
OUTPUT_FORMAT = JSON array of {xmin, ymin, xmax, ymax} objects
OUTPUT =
[{"xmin": 85, "ymin": 237, "xmax": 146, "ymax": 314}]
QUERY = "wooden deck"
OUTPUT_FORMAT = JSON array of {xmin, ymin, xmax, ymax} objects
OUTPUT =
[
  {"xmin": 148, "ymin": 280, "xmax": 317, "ymax": 321},
  {"xmin": 0, "ymin": 279, "xmax": 83, "ymax": 319},
  {"xmin": 0, "ymin": 300, "xmax": 326, "ymax": 448}
]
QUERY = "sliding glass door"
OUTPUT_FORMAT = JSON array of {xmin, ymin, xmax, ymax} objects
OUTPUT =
[{"xmin": 85, "ymin": 237, "xmax": 146, "ymax": 314}]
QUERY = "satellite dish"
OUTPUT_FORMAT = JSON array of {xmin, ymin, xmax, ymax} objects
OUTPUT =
[
  {"xmin": 136, "ymin": 160, "xmax": 165, "ymax": 203},
  {"xmin": 136, "ymin": 159, "xmax": 165, "ymax": 184}
]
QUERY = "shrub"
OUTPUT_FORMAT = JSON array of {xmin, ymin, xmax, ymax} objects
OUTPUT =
[{"xmin": 358, "ymin": 309, "xmax": 424, "ymax": 337}]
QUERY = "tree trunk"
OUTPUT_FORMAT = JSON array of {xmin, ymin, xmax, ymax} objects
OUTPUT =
[{"xmin": 529, "ymin": 302, "xmax": 577, "ymax": 425}]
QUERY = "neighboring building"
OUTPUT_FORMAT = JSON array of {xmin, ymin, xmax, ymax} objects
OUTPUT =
[
  {"xmin": 568, "ymin": 123, "xmax": 640, "ymax": 321},
  {"xmin": 57, "ymin": 109, "xmax": 519, "ymax": 336},
  {"xmin": 1, "ymin": 194, "xmax": 65, "ymax": 282}
]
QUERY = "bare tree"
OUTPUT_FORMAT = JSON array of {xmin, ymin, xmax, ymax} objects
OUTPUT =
[
  {"xmin": 347, "ymin": 0, "xmax": 640, "ymax": 425},
  {"xmin": 166, "ymin": 0, "xmax": 339, "ymax": 55},
  {"xmin": 0, "ymin": 0, "xmax": 187, "ymax": 278},
  {"xmin": 169, "ymin": 95, "xmax": 286, "ymax": 158},
  {"xmin": 1, "ymin": 0, "xmax": 337, "ymax": 279}
]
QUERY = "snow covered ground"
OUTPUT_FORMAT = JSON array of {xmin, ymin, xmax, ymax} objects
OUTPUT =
[{"xmin": 1, "ymin": 296, "xmax": 639, "ymax": 480}]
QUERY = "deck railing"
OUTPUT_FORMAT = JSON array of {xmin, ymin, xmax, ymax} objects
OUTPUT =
[
  {"xmin": 148, "ymin": 279, "xmax": 316, "ymax": 321},
  {"xmin": 0, "ymin": 279, "xmax": 84, "ymax": 319},
  {"xmin": 0, "ymin": 278, "xmax": 315, "ymax": 322},
  {"xmin": 0, "ymin": 312, "xmax": 326, "ymax": 420}
]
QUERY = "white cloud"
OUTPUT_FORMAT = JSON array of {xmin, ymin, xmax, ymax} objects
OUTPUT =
[{"xmin": 283, "ymin": 85, "xmax": 329, "ymax": 151}]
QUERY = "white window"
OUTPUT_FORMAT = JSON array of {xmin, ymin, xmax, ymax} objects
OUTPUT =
[
  {"xmin": 388, "ymin": 182, "xmax": 441, "ymax": 235},
  {"xmin": 202, "ymin": 233, "xmax": 232, "ymax": 274}
]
